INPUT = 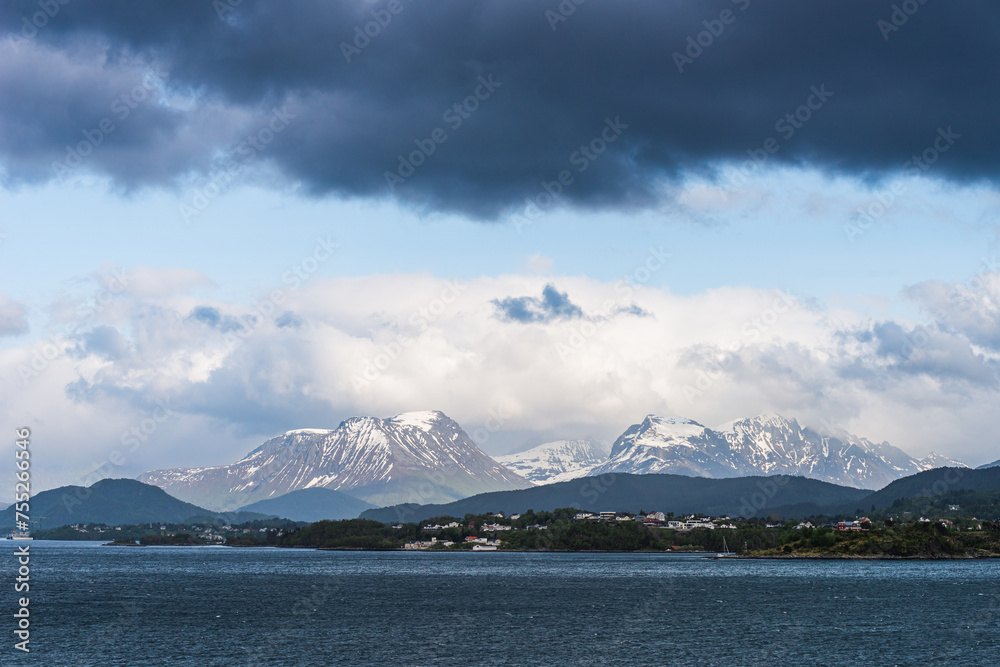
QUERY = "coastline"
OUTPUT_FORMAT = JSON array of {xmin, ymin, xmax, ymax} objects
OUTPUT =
[
  {"xmin": 724, "ymin": 553, "xmax": 1000, "ymax": 560},
  {"xmin": 31, "ymin": 541, "xmax": 1000, "ymax": 559}
]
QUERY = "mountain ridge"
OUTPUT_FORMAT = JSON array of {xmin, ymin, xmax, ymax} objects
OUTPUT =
[
  {"xmin": 1, "ymin": 479, "xmax": 272, "ymax": 531},
  {"xmin": 589, "ymin": 413, "xmax": 967, "ymax": 489},
  {"xmin": 496, "ymin": 439, "xmax": 608, "ymax": 485},
  {"xmin": 361, "ymin": 466, "xmax": 1000, "ymax": 524},
  {"xmin": 236, "ymin": 488, "xmax": 377, "ymax": 522},
  {"xmin": 139, "ymin": 410, "xmax": 531, "ymax": 510},
  {"xmin": 359, "ymin": 472, "xmax": 870, "ymax": 523}
]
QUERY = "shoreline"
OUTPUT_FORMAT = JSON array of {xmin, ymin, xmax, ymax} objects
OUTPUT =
[
  {"xmin": 721, "ymin": 553, "xmax": 1000, "ymax": 560},
  {"xmin": 31, "ymin": 541, "xmax": 1000, "ymax": 559}
]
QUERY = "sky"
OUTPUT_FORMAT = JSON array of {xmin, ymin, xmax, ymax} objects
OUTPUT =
[{"xmin": 2, "ymin": 0, "xmax": 999, "ymax": 494}]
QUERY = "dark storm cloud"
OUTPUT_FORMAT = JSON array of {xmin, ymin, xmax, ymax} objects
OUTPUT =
[
  {"xmin": 2, "ymin": 0, "xmax": 999, "ymax": 217},
  {"xmin": 493, "ymin": 284, "xmax": 583, "ymax": 323}
]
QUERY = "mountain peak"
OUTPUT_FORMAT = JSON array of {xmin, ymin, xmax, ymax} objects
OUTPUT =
[
  {"xmin": 592, "ymin": 412, "xmax": 968, "ymax": 490},
  {"xmin": 284, "ymin": 428, "xmax": 336, "ymax": 436},
  {"xmin": 918, "ymin": 451, "xmax": 969, "ymax": 470},
  {"xmin": 640, "ymin": 415, "xmax": 708, "ymax": 440},
  {"xmin": 645, "ymin": 414, "xmax": 700, "ymax": 425},
  {"xmin": 752, "ymin": 412, "xmax": 794, "ymax": 424},
  {"xmin": 390, "ymin": 410, "xmax": 448, "ymax": 430},
  {"xmin": 716, "ymin": 413, "xmax": 796, "ymax": 432},
  {"xmin": 141, "ymin": 410, "xmax": 529, "ymax": 510},
  {"xmin": 496, "ymin": 439, "xmax": 609, "ymax": 485}
]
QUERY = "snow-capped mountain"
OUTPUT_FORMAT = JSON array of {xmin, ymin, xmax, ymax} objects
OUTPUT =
[
  {"xmin": 589, "ymin": 413, "xmax": 969, "ymax": 489},
  {"xmin": 916, "ymin": 451, "xmax": 968, "ymax": 471},
  {"xmin": 495, "ymin": 439, "xmax": 609, "ymax": 485},
  {"xmin": 978, "ymin": 459, "xmax": 1000, "ymax": 470},
  {"xmin": 139, "ymin": 411, "xmax": 531, "ymax": 510}
]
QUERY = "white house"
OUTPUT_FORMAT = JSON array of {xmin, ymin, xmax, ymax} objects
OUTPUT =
[{"xmin": 482, "ymin": 523, "xmax": 512, "ymax": 532}]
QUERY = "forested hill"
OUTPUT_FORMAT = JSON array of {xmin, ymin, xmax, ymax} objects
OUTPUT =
[
  {"xmin": 848, "ymin": 467, "xmax": 1000, "ymax": 512},
  {"xmin": 360, "ymin": 473, "xmax": 869, "ymax": 524},
  {"xmin": 1, "ymin": 479, "xmax": 272, "ymax": 530}
]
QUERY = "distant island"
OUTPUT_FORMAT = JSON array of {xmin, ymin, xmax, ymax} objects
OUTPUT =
[
  {"xmin": 34, "ymin": 518, "xmax": 301, "ymax": 546},
  {"xmin": 243, "ymin": 500, "xmax": 1000, "ymax": 558},
  {"xmin": 738, "ymin": 521, "xmax": 1000, "ymax": 559}
]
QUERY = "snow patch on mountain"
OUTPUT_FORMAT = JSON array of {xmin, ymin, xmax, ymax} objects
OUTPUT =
[
  {"xmin": 917, "ymin": 451, "xmax": 969, "ymax": 471},
  {"xmin": 589, "ymin": 413, "xmax": 969, "ymax": 490},
  {"xmin": 140, "ymin": 410, "xmax": 531, "ymax": 510},
  {"xmin": 496, "ymin": 439, "xmax": 609, "ymax": 485},
  {"xmin": 390, "ymin": 411, "xmax": 445, "ymax": 431}
]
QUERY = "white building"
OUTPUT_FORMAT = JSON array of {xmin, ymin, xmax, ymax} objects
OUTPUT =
[{"xmin": 482, "ymin": 523, "xmax": 512, "ymax": 531}]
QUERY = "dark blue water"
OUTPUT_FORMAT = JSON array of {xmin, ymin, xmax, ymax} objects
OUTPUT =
[{"xmin": 2, "ymin": 542, "xmax": 998, "ymax": 665}]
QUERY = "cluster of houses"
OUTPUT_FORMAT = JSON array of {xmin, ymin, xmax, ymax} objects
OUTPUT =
[
  {"xmin": 917, "ymin": 517, "xmax": 971, "ymax": 530},
  {"xmin": 68, "ymin": 523, "xmax": 123, "ymax": 534},
  {"xmin": 404, "ymin": 536, "xmax": 504, "ymax": 551},
  {"xmin": 836, "ymin": 519, "xmax": 871, "ymax": 531},
  {"xmin": 400, "ymin": 509, "xmax": 995, "ymax": 550},
  {"xmin": 403, "ymin": 509, "xmax": 983, "ymax": 552},
  {"xmin": 572, "ymin": 511, "xmax": 738, "ymax": 531},
  {"xmin": 65, "ymin": 522, "xmax": 280, "ymax": 543}
]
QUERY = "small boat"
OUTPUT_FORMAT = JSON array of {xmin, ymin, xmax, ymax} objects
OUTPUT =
[
  {"xmin": 5, "ymin": 532, "xmax": 33, "ymax": 541},
  {"xmin": 716, "ymin": 537, "xmax": 732, "ymax": 558}
]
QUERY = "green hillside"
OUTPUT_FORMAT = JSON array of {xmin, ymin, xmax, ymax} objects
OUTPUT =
[
  {"xmin": 852, "ymin": 467, "xmax": 1000, "ymax": 510},
  {"xmin": 360, "ymin": 473, "xmax": 870, "ymax": 523},
  {"xmin": 2, "ymin": 478, "xmax": 274, "ymax": 531},
  {"xmin": 237, "ymin": 488, "xmax": 377, "ymax": 522}
]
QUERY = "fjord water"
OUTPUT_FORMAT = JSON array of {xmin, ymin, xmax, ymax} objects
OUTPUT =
[{"xmin": 6, "ymin": 543, "xmax": 998, "ymax": 666}]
